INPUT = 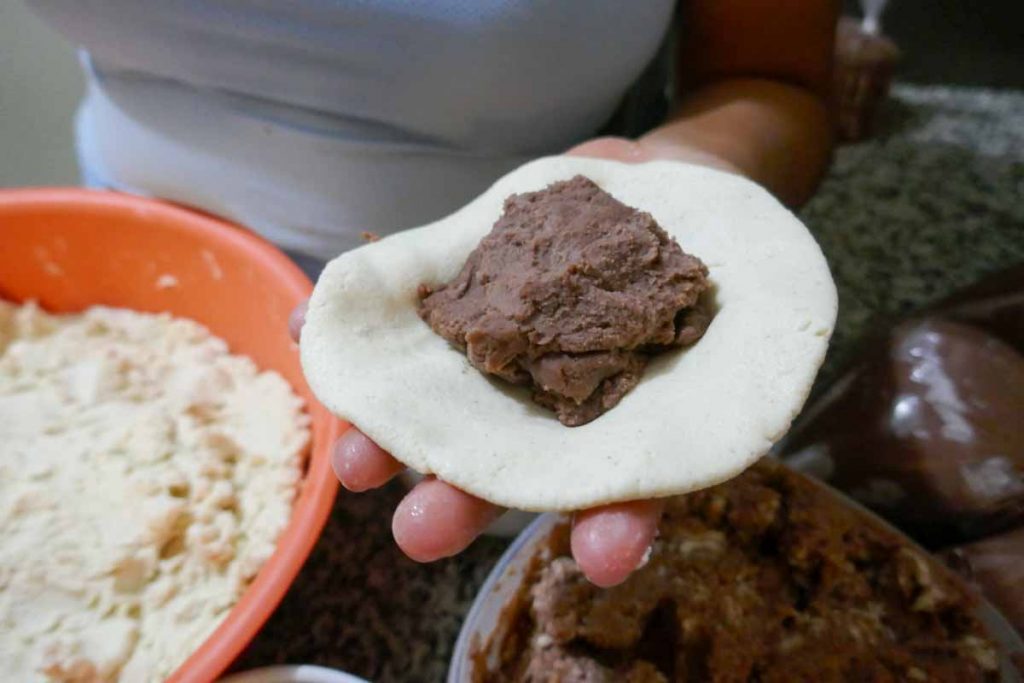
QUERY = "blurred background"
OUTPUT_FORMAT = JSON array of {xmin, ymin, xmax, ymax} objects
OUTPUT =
[{"xmin": 0, "ymin": 1, "xmax": 81, "ymax": 186}]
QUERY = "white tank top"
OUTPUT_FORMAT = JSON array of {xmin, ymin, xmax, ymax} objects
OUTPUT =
[{"xmin": 30, "ymin": 0, "xmax": 675, "ymax": 256}]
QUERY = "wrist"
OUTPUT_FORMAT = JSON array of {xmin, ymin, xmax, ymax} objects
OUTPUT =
[
  {"xmin": 566, "ymin": 136, "xmax": 742, "ymax": 177},
  {"xmin": 564, "ymin": 136, "xmax": 650, "ymax": 163},
  {"xmin": 637, "ymin": 137, "xmax": 744, "ymax": 176}
]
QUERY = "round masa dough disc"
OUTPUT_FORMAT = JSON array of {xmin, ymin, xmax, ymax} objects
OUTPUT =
[{"xmin": 301, "ymin": 157, "xmax": 837, "ymax": 511}]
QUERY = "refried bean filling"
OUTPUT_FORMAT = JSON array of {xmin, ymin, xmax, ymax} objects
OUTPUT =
[{"xmin": 418, "ymin": 175, "xmax": 712, "ymax": 426}]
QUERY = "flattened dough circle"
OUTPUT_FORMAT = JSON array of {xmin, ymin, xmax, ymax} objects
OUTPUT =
[{"xmin": 301, "ymin": 157, "xmax": 837, "ymax": 511}]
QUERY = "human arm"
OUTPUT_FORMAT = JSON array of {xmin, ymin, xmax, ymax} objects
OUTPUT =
[{"xmin": 574, "ymin": 0, "xmax": 839, "ymax": 207}]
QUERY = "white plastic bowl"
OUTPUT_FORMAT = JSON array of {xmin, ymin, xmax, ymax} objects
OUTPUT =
[
  {"xmin": 448, "ymin": 513, "xmax": 562, "ymax": 682},
  {"xmin": 449, "ymin": 486, "xmax": 1024, "ymax": 682},
  {"xmin": 220, "ymin": 665, "xmax": 369, "ymax": 683}
]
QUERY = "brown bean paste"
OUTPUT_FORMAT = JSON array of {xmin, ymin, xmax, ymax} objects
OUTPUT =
[{"xmin": 419, "ymin": 176, "xmax": 711, "ymax": 426}]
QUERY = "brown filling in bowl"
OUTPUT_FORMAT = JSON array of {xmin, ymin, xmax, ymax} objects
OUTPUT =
[{"xmin": 476, "ymin": 460, "xmax": 1004, "ymax": 682}]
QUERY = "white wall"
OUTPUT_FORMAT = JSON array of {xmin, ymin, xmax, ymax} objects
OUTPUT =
[{"xmin": 0, "ymin": 1, "xmax": 83, "ymax": 187}]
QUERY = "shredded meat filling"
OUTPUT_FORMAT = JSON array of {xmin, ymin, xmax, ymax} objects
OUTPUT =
[{"xmin": 481, "ymin": 461, "xmax": 1001, "ymax": 682}]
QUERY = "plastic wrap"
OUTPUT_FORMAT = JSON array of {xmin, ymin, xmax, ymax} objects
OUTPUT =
[
  {"xmin": 833, "ymin": 16, "xmax": 900, "ymax": 141},
  {"xmin": 783, "ymin": 265, "xmax": 1024, "ymax": 548}
]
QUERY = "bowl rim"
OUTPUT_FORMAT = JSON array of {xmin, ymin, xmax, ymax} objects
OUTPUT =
[
  {"xmin": 219, "ymin": 664, "xmax": 369, "ymax": 683},
  {"xmin": 0, "ymin": 187, "xmax": 343, "ymax": 682},
  {"xmin": 449, "ymin": 466, "xmax": 1024, "ymax": 683},
  {"xmin": 448, "ymin": 512, "xmax": 561, "ymax": 683}
]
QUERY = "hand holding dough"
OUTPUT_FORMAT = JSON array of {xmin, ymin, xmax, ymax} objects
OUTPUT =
[{"xmin": 301, "ymin": 157, "xmax": 837, "ymax": 511}]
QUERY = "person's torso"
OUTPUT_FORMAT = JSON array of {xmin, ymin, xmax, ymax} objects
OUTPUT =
[{"xmin": 32, "ymin": 0, "xmax": 676, "ymax": 256}]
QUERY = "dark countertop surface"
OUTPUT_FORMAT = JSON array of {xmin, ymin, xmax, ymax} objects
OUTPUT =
[{"xmin": 235, "ymin": 84, "xmax": 1024, "ymax": 682}]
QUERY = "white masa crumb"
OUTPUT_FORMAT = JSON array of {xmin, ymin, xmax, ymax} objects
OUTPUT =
[
  {"xmin": 0, "ymin": 300, "xmax": 309, "ymax": 682},
  {"xmin": 154, "ymin": 274, "xmax": 179, "ymax": 289}
]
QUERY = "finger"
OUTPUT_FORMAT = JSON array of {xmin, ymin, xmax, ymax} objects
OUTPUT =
[
  {"xmin": 288, "ymin": 299, "xmax": 309, "ymax": 343},
  {"xmin": 571, "ymin": 499, "xmax": 664, "ymax": 588},
  {"xmin": 330, "ymin": 427, "xmax": 405, "ymax": 492},
  {"xmin": 392, "ymin": 478, "xmax": 503, "ymax": 562}
]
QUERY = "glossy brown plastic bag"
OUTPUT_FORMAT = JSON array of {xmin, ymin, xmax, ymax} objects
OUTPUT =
[{"xmin": 783, "ymin": 266, "xmax": 1024, "ymax": 548}]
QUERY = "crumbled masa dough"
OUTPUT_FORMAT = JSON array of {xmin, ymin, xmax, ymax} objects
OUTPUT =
[{"xmin": 0, "ymin": 301, "xmax": 309, "ymax": 682}]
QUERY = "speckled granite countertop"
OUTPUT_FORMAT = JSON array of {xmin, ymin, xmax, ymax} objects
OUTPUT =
[{"xmin": 235, "ymin": 85, "xmax": 1024, "ymax": 682}]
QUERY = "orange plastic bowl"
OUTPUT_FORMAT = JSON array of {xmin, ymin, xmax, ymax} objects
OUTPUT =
[{"xmin": 0, "ymin": 188, "xmax": 342, "ymax": 682}]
